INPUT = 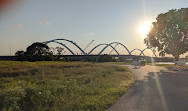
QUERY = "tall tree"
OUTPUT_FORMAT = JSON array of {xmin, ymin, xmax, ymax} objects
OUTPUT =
[
  {"xmin": 144, "ymin": 8, "xmax": 188, "ymax": 61},
  {"xmin": 25, "ymin": 42, "xmax": 53, "ymax": 61}
]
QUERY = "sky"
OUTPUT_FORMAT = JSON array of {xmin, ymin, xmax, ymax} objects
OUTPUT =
[{"xmin": 0, "ymin": 0, "xmax": 188, "ymax": 56}]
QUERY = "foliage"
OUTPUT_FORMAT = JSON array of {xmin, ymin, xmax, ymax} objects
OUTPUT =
[
  {"xmin": 15, "ymin": 51, "xmax": 26, "ymax": 61},
  {"xmin": 15, "ymin": 42, "xmax": 53, "ymax": 62},
  {"xmin": 0, "ymin": 61, "xmax": 134, "ymax": 111},
  {"xmin": 56, "ymin": 46, "xmax": 64, "ymax": 55},
  {"xmin": 144, "ymin": 8, "xmax": 188, "ymax": 60},
  {"xmin": 25, "ymin": 42, "xmax": 53, "ymax": 61}
]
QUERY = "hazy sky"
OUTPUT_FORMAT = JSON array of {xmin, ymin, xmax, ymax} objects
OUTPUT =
[{"xmin": 0, "ymin": 0, "xmax": 187, "ymax": 56}]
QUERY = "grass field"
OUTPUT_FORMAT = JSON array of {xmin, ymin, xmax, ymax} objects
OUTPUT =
[{"xmin": 0, "ymin": 61, "xmax": 134, "ymax": 111}]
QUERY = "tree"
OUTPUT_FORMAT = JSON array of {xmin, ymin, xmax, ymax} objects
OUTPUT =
[
  {"xmin": 25, "ymin": 42, "xmax": 53, "ymax": 61},
  {"xmin": 144, "ymin": 8, "xmax": 188, "ymax": 61},
  {"xmin": 56, "ymin": 46, "xmax": 64, "ymax": 55},
  {"xmin": 49, "ymin": 47, "xmax": 56, "ymax": 55},
  {"xmin": 15, "ymin": 50, "xmax": 26, "ymax": 61}
]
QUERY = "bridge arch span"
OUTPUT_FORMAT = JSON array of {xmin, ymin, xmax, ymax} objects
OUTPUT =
[
  {"xmin": 42, "ymin": 38, "xmax": 157, "ymax": 57},
  {"xmin": 43, "ymin": 39, "xmax": 86, "ymax": 55},
  {"xmin": 140, "ymin": 48, "xmax": 157, "ymax": 57},
  {"xmin": 88, "ymin": 44, "xmax": 120, "ymax": 55},
  {"xmin": 98, "ymin": 42, "xmax": 131, "ymax": 55},
  {"xmin": 130, "ymin": 48, "xmax": 146, "ymax": 56},
  {"xmin": 44, "ymin": 40, "xmax": 75, "ymax": 55}
]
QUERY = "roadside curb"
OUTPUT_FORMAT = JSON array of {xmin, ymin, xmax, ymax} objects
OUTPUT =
[{"xmin": 168, "ymin": 65, "xmax": 188, "ymax": 71}]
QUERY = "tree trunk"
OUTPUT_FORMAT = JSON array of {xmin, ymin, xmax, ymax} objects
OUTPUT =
[{"xmin": 174, "ymin": 55, "xmax": 180, "ymax": 61}]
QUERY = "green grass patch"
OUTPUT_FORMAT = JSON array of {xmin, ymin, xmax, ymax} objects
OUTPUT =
[
  {"xmin": 146, "ymin": 63, "xmax": 174, "ymax": 67},
  {"xmin": 0, "ymin": 61, "xmax": 134, "ymax": 111}
]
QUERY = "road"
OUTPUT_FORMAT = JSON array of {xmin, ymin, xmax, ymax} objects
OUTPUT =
[{"xmin": 108, "ymin": 65, "xmax": 188, "ymax": 111}]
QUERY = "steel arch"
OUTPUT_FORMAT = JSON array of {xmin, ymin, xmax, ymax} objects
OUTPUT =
[
  {"xmin": 42, "ymin": 38, "xmax": 157, "ymax": 57},
  {"xmin": 88, "ymin": 44, "xmax": 120, "ymax": 55},
  {"xmin": 109, "ymin": 43, "xmax": 118, "ymax": 54},
  {"xmin": 98, "ymin": 42, "xmax": 131, "ymax": 55},
  {"xmin": 130, "ymin": 48, "xmax": 146, "ymax": 56},
  {"xmin": 140, "ymin": 48, "xmax": 157, "ymax": 57},
  {"xmin": 44, "ymin": 40, "xmax": 75, "ymax": 55},
  {"xmin": 43, "ymin": 39, "xmax": 86, "ymax": 55}
]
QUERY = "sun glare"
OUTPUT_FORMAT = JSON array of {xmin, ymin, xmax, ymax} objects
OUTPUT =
[{"xmin": 139, "ymin": 22, "xmax": 152, "ymax": 37}]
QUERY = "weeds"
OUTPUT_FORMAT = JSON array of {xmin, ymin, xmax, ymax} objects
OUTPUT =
[{"xmin": 0, "ymin": 61, "xmax": 134, "ymax": 111}]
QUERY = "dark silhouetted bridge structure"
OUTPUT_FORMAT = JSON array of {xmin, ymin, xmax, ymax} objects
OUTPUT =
[
  {"xmin": 43, "ymin": 39, "xmax": 157, "ymax": 57},
  {"xmin": 0, "ymin": 39, "xmax": 158, "ymax": 61}
]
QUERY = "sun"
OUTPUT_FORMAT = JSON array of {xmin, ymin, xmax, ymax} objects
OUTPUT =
[{"xmin": 139, "ymin": 22, "xmax": 152, "ymax": 37}]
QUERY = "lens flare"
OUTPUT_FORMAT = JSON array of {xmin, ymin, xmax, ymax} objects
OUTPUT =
[{"xmin": 139, "ymin": 21, "xmax": 152, "ymax": 37}]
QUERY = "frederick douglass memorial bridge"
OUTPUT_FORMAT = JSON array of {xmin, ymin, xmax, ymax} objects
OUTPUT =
[{"xmin": 43, "ymin": 39, "xmax": 157, "ymax": 57}]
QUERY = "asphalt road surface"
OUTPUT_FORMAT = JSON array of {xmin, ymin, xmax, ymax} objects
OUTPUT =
[{"xmin": 108, "ymin": 65, "xmax": 188, "ymax": 111}]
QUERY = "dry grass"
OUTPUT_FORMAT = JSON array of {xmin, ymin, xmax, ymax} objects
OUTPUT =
[{"xmin": 0, "ymin": 61, "xmax": 134, "ymax": 111}]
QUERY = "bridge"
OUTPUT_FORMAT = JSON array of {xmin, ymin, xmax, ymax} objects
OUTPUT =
[{"xmin": 43, "ymin": 39, "xmax": 157, "ymax": 57}]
